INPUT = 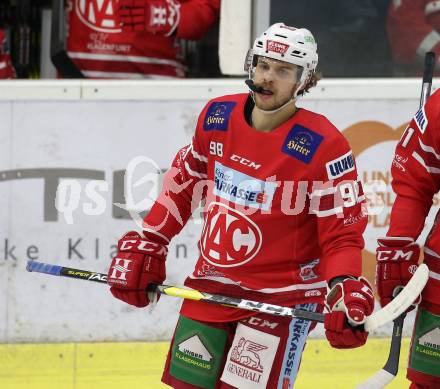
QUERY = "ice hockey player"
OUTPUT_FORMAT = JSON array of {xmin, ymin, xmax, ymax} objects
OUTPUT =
[
  {"xmin": 66, "ymin": 0, "xmax": 220, "ymax": 78},
  {"xmin": 107, "ymin": 23, "xmax": 374, "ymax": 388},
  {"xmin": 376, "ymin": 90, "xmax": 440, "ymax": 388}
]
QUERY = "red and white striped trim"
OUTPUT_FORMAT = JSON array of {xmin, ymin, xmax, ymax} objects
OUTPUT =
[
  {"xmin": 423, "ymin": 248, "xmax": 440, "ymax": 281},
  {"xmin": 425, "ymin": 247, "xmax": 440, "ymax": 258},
  {"xmin": 417, "ymin": 30, "xmax": 440, "ymax": 58},
  {"xmin": 142, "ymin": 228, "xmax": 170, "ymax": 244},
  {"xmin": 425, "ymin": 1, "xmax": 440, "ymax": 16},
  {"xmin": 412, "ymin": 151, "xmax": 440, "ymax": 174},
  {"xmin": 81, "ymin": 70, "xmax": 178, "ymax": 79},
  {"xmin": 418, "ymin": 138, "xmax": 440, "ymax": 160},
  {"xmin": 68, "ymin": 51, "xmax": 185, "ymax": 68},
  {"xmin": 184, "ymin": 161, "xmax": 208, "ymax": 179},
  {"xmin": 190, "ymin": 142, "xmax": 208, "ymax": 163}
]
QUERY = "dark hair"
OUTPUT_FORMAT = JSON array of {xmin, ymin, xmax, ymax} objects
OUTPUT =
[{"xmin": 297, "ymin": 72, "xmax": 321, "ymax": 97}]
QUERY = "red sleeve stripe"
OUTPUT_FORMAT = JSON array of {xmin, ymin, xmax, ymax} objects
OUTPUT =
[
  {"xmin": 418, "ymin": 138, "xmax": 440, "ymax": 160},
  {"xmin": 413, "ymin": 151, "xmax": 440, "ymax": 174},
  {"xmin": 141, "ymin": 228, "xmax": 171, "ymax": 244},
  {"xmin": 184, "ymin": 161, "xmax": 208, "ymax": 179},
  {"xmin": 190, "ymin": 142, "xmax": 208, "ymax": 163}
]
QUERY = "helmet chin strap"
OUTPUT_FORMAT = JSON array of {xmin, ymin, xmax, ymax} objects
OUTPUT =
[
  {"xmin": 253, "ymin": 95, "xmax": 296, "ymax": 115},
  {"xmin": 252, "ymin": 83, "xmax": 303, "ymax": 115}
]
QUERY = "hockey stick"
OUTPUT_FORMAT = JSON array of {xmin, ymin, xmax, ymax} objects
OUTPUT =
[
  {"xmin": 26, "ymin": 260, "xmax": 429, "ymax": 331},
  {"xmin": 355, "ymin": 51, "xmax": 436, "ymax": 389},
  {"xmin": 51, "ymin": 0, "xmax": 84, "ymax": 78}
]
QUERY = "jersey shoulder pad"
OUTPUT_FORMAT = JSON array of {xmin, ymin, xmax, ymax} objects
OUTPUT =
[
  {"xmin": 200, "ymin": 93, "xmax": 246, "ymax": 132},
  {"xmin": 298, "ymin": 109, "xmax": 341, "ymax": 138}
]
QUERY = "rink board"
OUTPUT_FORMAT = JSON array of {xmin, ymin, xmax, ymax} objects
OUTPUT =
[
  {"xmin": 0, "ymin": 79, "xmax": 438, "ymax": 343},
  {"xmin": 0, "ymin": 338, "xmax": 410, "ymax": 389}
]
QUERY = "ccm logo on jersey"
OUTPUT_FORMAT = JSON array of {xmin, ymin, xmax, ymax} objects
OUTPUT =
[
  {"xmin": 230, "ymin": 154, "xmax": 261, "ymax": 170},
  {"xmin": 204, "ymin": 101, "xmax": 236, "ymax": 131},
  {"xmin": 282, "ymin": 124, "xmax": 323, "ymax": 164},
  {"xmin": 326, "ymin": 151, "xmax": 355, "ymax": 179},
  {"xmin": 414, "ymin": 107, "xmax": 428, "ymax": 134}
]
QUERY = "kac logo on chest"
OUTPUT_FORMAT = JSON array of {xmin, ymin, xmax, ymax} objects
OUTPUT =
[
  {"xmin": 282, "ymin": 124, "xmax": 323, "ymax": 164},
  {"xmin": 200, "ymin": 202, "xmax": 262, "ymax": 267},
  {"xmin": 75, "ymin": 0, "xmax": 121, "ymax": 33}
]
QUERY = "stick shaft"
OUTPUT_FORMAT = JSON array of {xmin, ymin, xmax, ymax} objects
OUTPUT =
[
  {"xmin": 420, "ymin": 51, "xmax": 435, "ymax": 107},
  {"xmin": 27, "ymin": 261, "xmax": 325, "ymax": 322},
  {"xmin": 155, "ymin": 285, "xmax": 324, "ymax": 322}
]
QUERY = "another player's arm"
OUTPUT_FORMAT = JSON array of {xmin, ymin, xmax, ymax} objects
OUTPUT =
[
  {"xmin": 388, "ymin": 96, "xmax": 440, "ymax": 239},
  {"xmin": 118, "ymin": 0, "xmax": 220, "ymax": 38},
  {"xmin": 177, "ymin": 0, "xmax": 221, "ymax": 39},
  {"xmin": 388, "ymin": 0, "xmax": 440, "ymax": 67},
  {"xmin": 376, "ymin": 93, "xmax": 440, "ymax": 308}
]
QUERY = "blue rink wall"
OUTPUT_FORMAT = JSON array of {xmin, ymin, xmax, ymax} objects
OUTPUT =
[{"xmin": 0, "ymin": 79, "xmax": 434, "ymax": 388}]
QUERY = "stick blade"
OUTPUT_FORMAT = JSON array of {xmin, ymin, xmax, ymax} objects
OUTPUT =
[
  {"xmin": 365, "ymin": 264, "xmax": 429, "ymax": 331},
  {"xmin": 354, "ymin": 369, "xmax": 395, "ymax": 389}
]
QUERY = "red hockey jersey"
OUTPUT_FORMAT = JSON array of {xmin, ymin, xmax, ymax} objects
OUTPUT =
[
  {"xmin": 143, "ymin": 93, "xmax": 367, "ymax": 322},
  {"xmin": 0, "ymin": 29, "xmax": 15, "ymax": 79},
  {"xmin": 388, "ymin": 0, "xmax": 440, "ymax": 68},
  {"xmin": 387, "ymin": 90, "xmax": 440, "ymax": 304},
  {"xmin": 66, "ymin": 0, "xmax": 219, "ymax": 78}
]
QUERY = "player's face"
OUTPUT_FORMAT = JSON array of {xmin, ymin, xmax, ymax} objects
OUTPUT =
[{"xmin": 252, "ymin": 57, "xmax": 300, "ymax": 111}]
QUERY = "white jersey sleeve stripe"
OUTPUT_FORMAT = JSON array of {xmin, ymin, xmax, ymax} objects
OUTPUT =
[
  {"xmin": 418, "ymin": 138, "xmax": 440, "ymax": 160},
  {"xmin": 310, "ymin": 207, "xmax": 344, "ymax": 217},
  {"xmin": 184, "ymin": 161, "xmax": 208, "ymax": 179},
  {"xmin": 191, "ymin": 143, "xmax": 208, "ymax": 162},
  {"xmin": 413, "ymin": 151, "xmax": 440, "ymax": 174}
]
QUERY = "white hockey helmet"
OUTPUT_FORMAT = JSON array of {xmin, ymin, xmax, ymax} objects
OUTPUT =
[{"xmin": 245, "ymin": 23, "xmax": 318, "ymax": 93}]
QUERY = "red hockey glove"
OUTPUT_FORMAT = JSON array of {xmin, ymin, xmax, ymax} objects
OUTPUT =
[
  {"xmin": 376, "ymin": 237, "xmax": 420, "ymax": 309},
  {"xmin": 107, "ymin": 231, "xmax": 167, "ymax": 307},
  {"xmin": 117, "ymin": 0, "xmax": 181, "ymax": 35},
  {"xmin": 324, "ymin": 277, "xmax": 374, "ymax": 349}
]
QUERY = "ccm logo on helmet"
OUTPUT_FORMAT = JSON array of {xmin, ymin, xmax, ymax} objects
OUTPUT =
[{"xmin": 266, "ymin": 40, "xmax": 289, "ymax": 55}]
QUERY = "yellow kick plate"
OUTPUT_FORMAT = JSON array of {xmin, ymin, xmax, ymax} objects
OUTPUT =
[{"xmin": 0, "ymin": 339, "xmax": 411, "ymax": 389}]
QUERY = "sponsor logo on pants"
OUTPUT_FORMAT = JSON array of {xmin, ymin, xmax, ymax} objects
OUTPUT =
[{"xmin": 221, "ymin": 324, "xmax": 279, "ymax": 389}]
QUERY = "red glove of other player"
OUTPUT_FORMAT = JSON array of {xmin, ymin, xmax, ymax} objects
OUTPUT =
[
  {"xmin": 107, "ymin": 231, "xmax": 167, "ymax": 307},
  {"xmin": 376, "ymin": 237, "xmax": 420, "ymax": 308},
  {"xmin": 118, "ymin": 0, "xmax": 181, "ymax": 35},
  {"xmin": 324, "ymin": 277, "xmax": 374, "ymax": 349}
]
